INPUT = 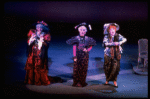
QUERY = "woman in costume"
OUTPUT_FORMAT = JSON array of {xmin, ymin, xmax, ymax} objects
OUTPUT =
[
  {"xmin": 25, "ymin": 21, "xmax": 51, "ymax": 85},
  {"xmin": 103, "ymin": 23, "xmax": 127, "ymax": 87},
  {"xmin": 66, "ymin": 22, "xmax": 96, "ymax": 87}
]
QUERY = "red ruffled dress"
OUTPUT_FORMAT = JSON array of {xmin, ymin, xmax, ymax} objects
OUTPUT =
[{"xmin": 24, "ymin": 29, "xmax": 51, "ymax": 85}]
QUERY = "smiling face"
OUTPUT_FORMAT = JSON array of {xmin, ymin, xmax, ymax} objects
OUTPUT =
[{"xmin": 78, "ymin": 26, "xmax": 87, "ymax": 36}]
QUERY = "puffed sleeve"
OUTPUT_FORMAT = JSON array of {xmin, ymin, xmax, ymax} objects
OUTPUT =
[
  {"xmin": 27, "ymin": 29, "xmax": 35, "ymax": 38},
  {"xmin": 66, "ymin": 36, "xmax": 79, "ymax": 45},
  {"xmin": 42, "ymin": 33, "xmax": 51, "ymax": 48},
  {"xmin": 44, "ymin": 33, "xmax": 51, "ymax": 42},
  {"xmin": 26, "ymin": 29, "xmax": 35, "ymax": 56},
  {"xmin": 88, "ymin": 37, "xmax": 96, "ymax": 46},
  {"xmin": 27, "ymin": 29, "xmax": 35, "ymax": 44},
  {"xmin": 118, "ymin": 34, "xmax": 127, "ymax": 45},
  {"xmin": 102, "ymin": 35, "xmax": 108, "ymax": 47}
]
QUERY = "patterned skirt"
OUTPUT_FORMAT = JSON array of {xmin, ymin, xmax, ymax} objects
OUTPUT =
[
  {"xmin": 104, "ymin": 54, "xmax": 120, "ymax": 81},
  {"xmin": 24, "ymin": 48, "xmax": 50, "ymax": 85},
  {"xmin": 73, "ymin": 50, "xmax": 89, "ymax": 87}
]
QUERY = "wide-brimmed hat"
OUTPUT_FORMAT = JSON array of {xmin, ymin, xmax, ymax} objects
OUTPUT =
[
  {"xmin": 74, "ymin": 22, "xmax": 92, "ymax": 31},
  {"xmin": 103, "ymin": 23, "xmax": 119, "ymax": 35}
]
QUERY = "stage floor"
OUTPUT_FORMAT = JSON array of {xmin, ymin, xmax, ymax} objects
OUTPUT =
[{"xmin": 3, "ymin": 38, "xmax": 148, "ymax": 98}]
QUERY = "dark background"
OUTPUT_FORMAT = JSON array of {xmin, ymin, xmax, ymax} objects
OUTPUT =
[
  {"xmin": 3, "ymin": 1, "xmax": 148, "ymax": 47},
  {"xmin": 3, "ymin": 1, "xmax": 148, "ymax": 97}
]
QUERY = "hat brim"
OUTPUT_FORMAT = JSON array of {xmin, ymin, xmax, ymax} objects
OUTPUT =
[
  {"xmin": 75, "ymin": 22, "xmax": 92, "ymax": 30},
  {"xmin": 103, "ymin": 23, "xmax": 119, "ymax": 35}
]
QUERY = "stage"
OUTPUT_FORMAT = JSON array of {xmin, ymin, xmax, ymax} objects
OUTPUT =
[{"xmin": 3, "ymin": 37, "xmax": 148, "ymax": 98}]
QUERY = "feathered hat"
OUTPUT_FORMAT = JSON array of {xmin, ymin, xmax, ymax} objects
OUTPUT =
[
  {"xmin": 36, "ymin": 21, "xmax": 50, "ymax": 33},
  {"xmin": 103, "ymin": 23, "xmax": 119, "ymax": 35}
]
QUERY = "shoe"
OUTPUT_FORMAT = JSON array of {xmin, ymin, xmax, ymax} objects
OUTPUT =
[
  {"xmin": 72, "ymin": 82, "xmax": 82, "ymax": 87},
  {"xmin": 76, "ymin": 83, "xmax": 82, "ymax": 87},
  {"xmin": 72, "ymin": 82, "xmax": 77, "ymax": 87},
  {"xmin": 82, "ymin": 82, "xmax": 88, "ymax": 87},
  {"xmin": 104, "ymin": 81, "xmax": 109, "ymax": 85},
  {"xmin": 113, "ymin": 81, "xmax": 118, "ymax": 88},
  {"xmin": 114, "ymin": 85, "xmax": 118, "ymax": 88},
  {"xmin": 104, "ymin": 83, "xmax": 109, "ymax": 85}
]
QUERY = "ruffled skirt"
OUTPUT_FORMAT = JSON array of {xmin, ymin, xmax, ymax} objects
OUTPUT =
[{"xmin": 25, "ymin": 50, "xmax": 50, "ymax": 85}]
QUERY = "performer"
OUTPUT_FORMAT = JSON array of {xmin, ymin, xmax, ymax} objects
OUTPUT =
[
  {"xmin": 25, "ymin": 21, "xmax": 51, "ymax": 85},
  {"xmin": 66, "ymin": 22, "xmax": 96, "ymax": 87},
  {"xmin": 103, "ymin": 23, "xmax": 127, "ymax": 87}
]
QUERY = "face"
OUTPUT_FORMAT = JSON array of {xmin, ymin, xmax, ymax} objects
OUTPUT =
[
  {"xmin": 78, "ymin": 26, "xmax": 87, "ymax": 36},
  {"xmin": 109, "ymin": 27, "xmax": 116, "ymax": 36},
  {"xmin": 36, "ymin": 24, "xmax": 43, "ymax": 31}
]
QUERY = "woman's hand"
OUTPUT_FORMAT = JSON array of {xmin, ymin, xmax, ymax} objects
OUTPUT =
[
  {"xmin": 28, "ymin": 34, "xmax": 36, "ymax": 45},
  {"xmin": 113, "ymin": 42, "xmax": 120, "ymax": 46},
  {"xmin": 105, "ymin": 42, "xmax": 112, "ymax": 46},
  {"xmin": 73, "ymin": 56, "xmax": 77, "ymax": 62},
  {"xmin": 83, "ymin": 48, "xmax": 88, "ymax": 52},
  {"xmin": 74, "ymin": 58, "xmax": 77, "ymax": 62},
  {"xmin": 30, "ymin": 34, "xmax": 36, "ymax": 41},
  {"xmin": 105, "ymin": 42, "xmax": 120, "ymax": 46},
  {"xmin": 39, "ymin": 36, "xmax": 44, "ymax": 42}
]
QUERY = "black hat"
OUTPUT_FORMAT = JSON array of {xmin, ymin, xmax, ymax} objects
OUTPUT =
[{"xmin": 74, "ymin": 22, "xmax": 92, "ymax": 31}]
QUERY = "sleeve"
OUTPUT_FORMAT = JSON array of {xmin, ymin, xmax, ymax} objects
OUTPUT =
[
  {"xmin": 88, "ymin": 37, "xmax": 96, "ymax": 46},
  {"xmin": 44, "ymin": 33, "xmax": 51, "ymax": 42},
  {"xmin": 26, "ymin": 29, "xmax": 35, "ymax": 56},
  {"xmin": 27, "ymin": 29, "xmax": 34, "ymax": 38},
  {"xmin": 102, "ymin": 35, "xmax": 108, "ymax": 47},
  {"xmin": 40, "ymin": 33, "xmax": 51, "ymax": 60},
  {"xmin": 103, "ymin": 35, "xmax": 109, "ymax": 44},
  {"xmin": 66, "ymin": 36, "xmax": 79, "ymax": 45},
  {"xmin": 118, "ymin": 34, "xmax": 127, "ymax": 45},
  {"xmin": 42, "ymin": 33, "xmax": 51, "ymax": 48},
  {"xmin": 27, "ymin": 29, "xmax": 35, "ymax": 45}
]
